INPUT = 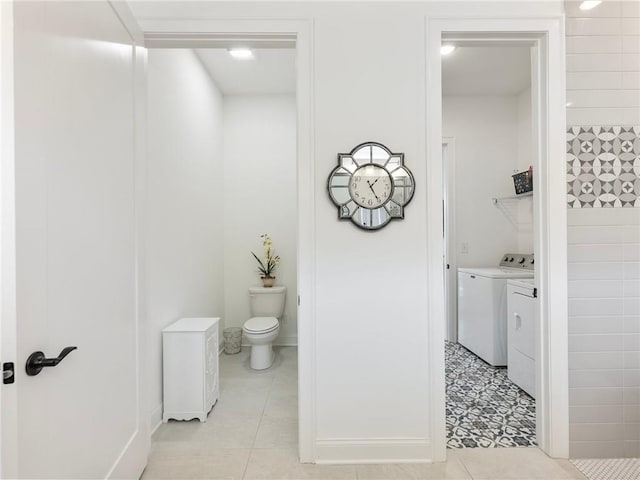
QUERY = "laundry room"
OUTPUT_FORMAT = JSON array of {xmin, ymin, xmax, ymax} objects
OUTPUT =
[{"xmin": 441, "ymin": 43, "xmax": 538, "ymax": 449}]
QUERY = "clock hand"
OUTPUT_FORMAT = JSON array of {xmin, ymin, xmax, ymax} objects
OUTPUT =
[
  {"xmin": 371, "ymin": 178, "xmax": 380, "ymax": 186},
  {"xmin": 366, "ymin": 180, "xmax": 381, "ymax": 202}
]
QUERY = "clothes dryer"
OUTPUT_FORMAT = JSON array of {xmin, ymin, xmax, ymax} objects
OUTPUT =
[{"xmin": 507, "ymin": 278, "xmax": 537, "ymax": 397}]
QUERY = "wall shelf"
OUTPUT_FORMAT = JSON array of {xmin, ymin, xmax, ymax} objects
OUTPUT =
[
  {"xmin": 492, "ymin": 191, "xmax": 533, "ymax": 229},
  {"xmin": 491, "ymin": 191, "xmax": 533, "ymax": 205}
]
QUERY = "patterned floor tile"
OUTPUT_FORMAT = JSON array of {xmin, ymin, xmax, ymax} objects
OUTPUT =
[{"xmin": 446, "ymin": 341, "xmax": 537, "ymax": 448}]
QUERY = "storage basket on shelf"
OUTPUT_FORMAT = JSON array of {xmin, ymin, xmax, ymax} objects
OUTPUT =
[{"xmin": 512, "ymin": 167, "xmax": 533, "ymax": 195}]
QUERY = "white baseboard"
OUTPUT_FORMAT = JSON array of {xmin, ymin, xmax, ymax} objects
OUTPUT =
[
  {"xmin": 106, "ymin": 427, "xmax": 150, "ymax": 479},
  {"xmin": 240, "ymin": 334, "xmax": 298, "ymax": 347},
  {"xmin": 314, "ymin": 438, "xmax": 433, "ymax": 464},
  {"xmin": 276, "ymin": 334, "xmax": 297, "ymax": 346},
  {"xmin": 149, "ymin": 403, "xmax": 163, "ymax": 436}
]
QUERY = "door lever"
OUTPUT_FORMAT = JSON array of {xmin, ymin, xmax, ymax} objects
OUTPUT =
[{"xmin": 25, "ymin": 347, "xmax": 77, "ymax": 376}]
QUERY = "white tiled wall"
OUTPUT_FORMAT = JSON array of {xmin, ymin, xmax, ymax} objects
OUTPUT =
[
  {"xmin": 565, "ymin": 0, "xmax": 640, "ymax": 459},
  {"xmin": 566, "ymin": 1, "xmax": 640, "ymax": 126},
  {"xmin": 568, "ymin": 209, "xmax": 640, "ymax": 458}
]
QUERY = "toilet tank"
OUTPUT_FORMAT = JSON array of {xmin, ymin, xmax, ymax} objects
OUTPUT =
[{"xmin": 249, "ymin": 286, "xmax": 286, "ymax": 318}]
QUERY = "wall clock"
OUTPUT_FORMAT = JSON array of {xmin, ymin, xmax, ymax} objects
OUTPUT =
[{"xmin": 327, "ymin": 142, "xmax": 415, "ymax": 230}]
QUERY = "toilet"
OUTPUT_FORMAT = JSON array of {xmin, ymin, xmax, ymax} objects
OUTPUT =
[{"xmin": 243, "ymin": 285, "xmax": 286, "ymax": 370}]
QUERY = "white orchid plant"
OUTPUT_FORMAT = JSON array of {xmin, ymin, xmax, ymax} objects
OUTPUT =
[{"xmin": 251, "ymin": 234, "xmax": 280, "ymax": 278}]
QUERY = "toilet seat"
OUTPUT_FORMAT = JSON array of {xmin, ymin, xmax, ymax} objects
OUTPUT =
[{"xmin": 243, "ymin": 316, "xmax": 279, "ymax": 334}]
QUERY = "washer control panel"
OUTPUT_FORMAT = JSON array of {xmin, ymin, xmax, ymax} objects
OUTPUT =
[{"xmin": 499, "ymin": 253, "xmax": 534, "ymax": 270}]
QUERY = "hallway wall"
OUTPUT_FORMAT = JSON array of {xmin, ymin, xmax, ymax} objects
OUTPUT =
[{"xmin": 146, "ymin": 49, "xmax": 225, "ymax": 429}]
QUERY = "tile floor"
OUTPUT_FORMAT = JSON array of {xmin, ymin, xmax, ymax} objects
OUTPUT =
[
  {"xmin": 141, "ymin": 346, "xmax": 587, "ymax": 480},
  {"xmin": 446, "ymin": 342, "xmax": 537, "ymax": 448},
  {"xmin": 571, "ymin": 458, "xmax": 640, "ymax": 480}
]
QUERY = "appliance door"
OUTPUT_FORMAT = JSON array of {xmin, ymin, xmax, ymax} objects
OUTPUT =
[
  {"xmin": 509, "ymin": 288, "xmax": 535, "ymax": 359},
  {"xmin": 507, "ymin": 285, "xmax": 536, "ymax": 397},
  {"xmin": 458, "ymin": 272, "xmax": 506, "ymax": 365}
]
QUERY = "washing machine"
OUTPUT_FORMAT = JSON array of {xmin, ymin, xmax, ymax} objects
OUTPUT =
[
  {"xmin": 507, "ymin": 278, "xmax": 537, "ymax": 397},
  {"xmin": 457, "ymin": 253, "xmax": 534, "ymax": 366}
]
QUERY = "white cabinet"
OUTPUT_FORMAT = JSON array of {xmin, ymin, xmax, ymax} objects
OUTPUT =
[{"xmin": 162, "ymin": 317, "xmax": 220, "ymax": 422}]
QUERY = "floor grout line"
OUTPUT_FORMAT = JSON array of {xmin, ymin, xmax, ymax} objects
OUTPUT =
[
  {"xmin": 451, "ymin": 450, "xmax": 476, "ymax": 480},
  {"xmin": 242, "ymin": 350, "xmax": 280, "ymax": 480}
]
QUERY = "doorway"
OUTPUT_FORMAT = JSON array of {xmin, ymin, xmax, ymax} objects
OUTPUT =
[
  {"xmin": 426, "ymin": 20, "xmax": 568, "ymax": 461},
  {"xmin": 441, "ymin": 42, "xmax": 537, "ymax": 449},
  {"xmin": 127, "ymin": 20, "xmax": 316, "ymax": 464},
  {"xmin": 141, "ymin": 44, "xmax": 301, "ymax": 475}
]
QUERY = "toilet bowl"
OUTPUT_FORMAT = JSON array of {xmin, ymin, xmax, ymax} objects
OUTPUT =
[
  {"xmin": 243, "ymin": 286, "xmax": 286, "ymax": 370},
  {"xmin": 242, "ymin": 317, "xmax": 280, "ymax": 370}
]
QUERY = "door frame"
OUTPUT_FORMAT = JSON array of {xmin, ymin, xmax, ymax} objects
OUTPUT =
[
  {"xmin": 426, "ymin": 17, "xmax": 568, "ymax": 460},
  {"xmin": 133, "ymin": 18, "xmax": 316, "ymax": 462},
  {"xmin": 442, "ymin": 137, "xmax": 456, "ymax": 343}
]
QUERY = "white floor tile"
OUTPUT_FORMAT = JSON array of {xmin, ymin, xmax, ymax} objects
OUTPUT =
[
  {"xmin": 254, "ymin": 415, "xmax": 298, "ymax": 449},
  {"xmin": 356, "ymin": 452, "xmax": 471, "ymax": 479},
  {"xmin": 244, "ymin": 448, "xmax": 357, "ymax": 479},
  {"xmin": 144, "ymin": 346, "xmax": 582, "ymax": 480},
  {"xmin": 141, "ymin": 444, "xmax": 251, "ymax": 480},
  {"xmin": 454, "ymin": 447, "xmax": 574, "ymax": 479}
]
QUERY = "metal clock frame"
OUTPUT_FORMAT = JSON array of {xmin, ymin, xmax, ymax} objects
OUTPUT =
[{"xmin": 327, "ymin": 141, "xmax": 415, "ymax": 231}]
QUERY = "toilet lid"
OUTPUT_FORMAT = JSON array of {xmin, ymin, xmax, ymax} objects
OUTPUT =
[{"xmin": 243, "ymin": 316, "xmax": 279, "ymax": 333}]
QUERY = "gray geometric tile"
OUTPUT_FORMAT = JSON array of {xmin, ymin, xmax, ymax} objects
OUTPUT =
[
  {"xmin": 568, "ymin": 126, "xmax": 640, "ymax": 208},
  {"xmin": 446, "ymin": 342, "xmax": 536, "ymax": 449}
]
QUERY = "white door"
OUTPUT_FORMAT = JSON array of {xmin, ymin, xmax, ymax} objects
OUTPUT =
[{"xmin": 1, "ymin": 1, "xmax": 148, "ymax": 478}]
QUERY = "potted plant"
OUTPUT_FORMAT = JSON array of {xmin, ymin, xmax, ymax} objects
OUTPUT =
[{"xmin": 251, "ymin": 234, "xmax": 280, "ymax": 287}]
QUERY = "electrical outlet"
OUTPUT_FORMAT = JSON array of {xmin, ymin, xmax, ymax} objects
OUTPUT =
[{"xmin": 460, "ymin": 242, "xmax": 469, "ymax": 254}]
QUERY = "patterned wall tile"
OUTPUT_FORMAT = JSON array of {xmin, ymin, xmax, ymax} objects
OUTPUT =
[{"xmin": 567, "ymin": 126, "xmax": 640, "ymax": 208}]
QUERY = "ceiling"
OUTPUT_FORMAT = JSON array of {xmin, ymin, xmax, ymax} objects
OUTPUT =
[
  {"xmin": 442, "ymin": 46, "xmax": 531, "ymax": 96},
  {"xmin": 195, "ymin": 48, "xmax": 296, "ymax": 95},
  {"xmin": 193, "ymin": 45, "xmax": 528, "ymax": 97}
]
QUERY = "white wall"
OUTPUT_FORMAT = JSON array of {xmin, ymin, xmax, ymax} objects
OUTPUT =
[
  {"xmin": 443, "ymin": 96, "xmax": 521, "ymax": 267},
  {"xmin": 516, "ymin": 87, "xmax": 534, "ymax": 253},
  {"xmin": 222, "ymin": 95, "xmax": 297, "ymax": 344},
  {"xmin": 146, "ymin": 49, "xmax": 225, "ymax": 429},
  {"xmin": 565, "ymin": 0, "xmax": 640, "ymax": 459},
  {"xmin": 311, "ymin": 10, "xmax": 431, "ymax": 455},
  {"xmin": 516, "ymin": 87, "xmax": 533, "ymax": 171}
]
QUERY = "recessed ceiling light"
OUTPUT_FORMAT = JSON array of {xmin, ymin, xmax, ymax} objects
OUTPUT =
[
  {"xmin": 228, "ymin": 48, "xmax": 254, "ymax": 60},
  {"xmin": 441, "ymin": 45, "xmax": 456, "ymax": 56},
  {"xmin": 579, "ymin": 0, "xmax": 602, "ymax": 10}
]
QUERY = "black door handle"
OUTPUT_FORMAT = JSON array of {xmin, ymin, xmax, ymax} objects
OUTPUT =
[{"xmin": 26, "ymin": 347, "xmax": 77, "ymax": 376}]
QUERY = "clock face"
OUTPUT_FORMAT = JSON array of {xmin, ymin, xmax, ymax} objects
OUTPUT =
[
  {"xmin": 349, "ymin": 165, "xmax": 393, "ymax": 208},
  {"xmin": 327, "ymin": 142, "xmax": 415, "ymax": 230}
]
